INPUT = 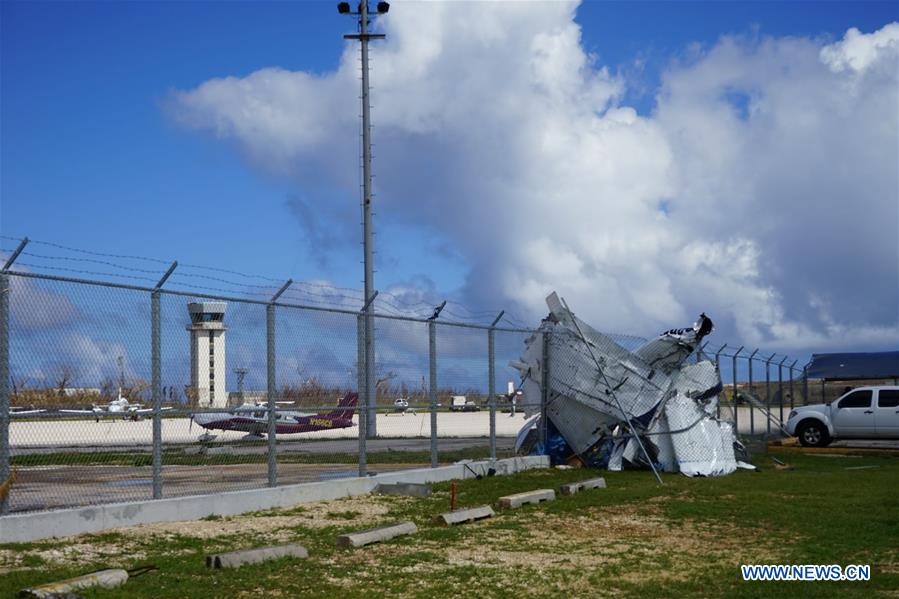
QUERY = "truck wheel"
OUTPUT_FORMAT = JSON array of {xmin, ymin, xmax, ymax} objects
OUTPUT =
[{"xmin": 797, "ymin": 420, "xmax": 831, "ymax": 448}]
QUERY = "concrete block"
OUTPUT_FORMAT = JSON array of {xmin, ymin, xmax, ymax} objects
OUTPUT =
[
  {"xmin": 580, "ymin": 477, "xmax": 607, "ymax": 490},
  {"xmin": 559, "ymin": 482, "xmax": 581, "ymax": 496},
  {"xmin": 498, "ymin": 489, "xmax": 555, "ymax": 508},
  {"xmin": 206, "ymin": 544, "xmax": 309, "ymax": 569},
  {"xmin": 20, "ymin": 569, "xmax": 129, "ymax": 597},
  {"xmin": 560, "ymin": 477, "xmax": 606, "ymax": 496},
  {"xmin": 374, "ymin": 483, "xmax": 432, "ymax": 497},
  {"xmin": 436, "ymin": 505, "xmax": 495, "ymax": 526},
  {"xmin": 336, "ymin": 521, "xmax": 417, "ymax": 548}
]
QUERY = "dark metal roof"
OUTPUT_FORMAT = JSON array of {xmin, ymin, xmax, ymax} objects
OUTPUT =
[{"xmin": 806, "ymin": 351, "xmax": 899, "ymax": 380}]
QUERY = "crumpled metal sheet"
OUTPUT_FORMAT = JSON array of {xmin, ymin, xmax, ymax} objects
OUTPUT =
[{"xmin": 512, "ymin": 292, "xmax": 739, "ymax": 477}]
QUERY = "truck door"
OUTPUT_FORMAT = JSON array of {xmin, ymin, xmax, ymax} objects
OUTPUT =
[
  {"xmin": 874, "ymin": 389, "xmax": 899, "ymax": 438},
  {"xmin": 830, "ymin": 390, "xmax": 876, "ymax": 438}
]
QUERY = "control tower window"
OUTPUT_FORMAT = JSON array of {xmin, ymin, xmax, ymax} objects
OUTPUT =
[{"xmin": 193, "ymin": 313, "xmax": 223, "ymax": 323}]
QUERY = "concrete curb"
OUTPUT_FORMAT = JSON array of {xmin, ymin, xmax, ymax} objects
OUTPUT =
[
  {"xmin": 0, "ymin": 456, "xmax": 548, "ymax": 543},
  {"xmin": 336, "ymin": 521, "xmax": 417, "ymax": 548},
  {"xmin": 436, "ymin": 505, "xmax": 494, "ymax": 526},
  {"xmin": 560, "ymin": 477, "xmax": 606, "ymax": 496},
  {"xmin": 206, "ymin": 544, "xmax": 309, "ymax": 568},
  {"xmin": 498, "ymin": 489, "xmax": 555, "ymax": 508}
]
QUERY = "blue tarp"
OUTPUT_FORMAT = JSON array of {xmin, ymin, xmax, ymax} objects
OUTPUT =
[{"xmin": 806, "ymin": 351, "xmax": 899, "ymax": 380}]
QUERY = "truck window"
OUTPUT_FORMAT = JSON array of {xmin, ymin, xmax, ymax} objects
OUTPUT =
[
  {"xmin": 877, "ymin": 390, "xmax": 899, "ymax": 408},
  {"xmin": 838, "ymin": 390, "xmax": 872, "ymax": 409}
]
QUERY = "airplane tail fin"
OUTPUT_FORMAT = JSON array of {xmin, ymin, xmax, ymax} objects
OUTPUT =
[{"xmin": 322, "ymin": 392, "xmax": 358, "ymax": 420}]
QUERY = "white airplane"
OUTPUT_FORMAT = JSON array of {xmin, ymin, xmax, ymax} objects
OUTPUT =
[{"xmin": 60, "ymin": 390, "xmax": 171, "ymax": 421}]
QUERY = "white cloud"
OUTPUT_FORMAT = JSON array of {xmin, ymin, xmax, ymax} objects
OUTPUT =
[
  {"xmin": 820, "ymin": 22, "xmax": 899, "ymax": 73},
  {"xmin": 166, "ymin": 2, "xmax": 899, "ymax": 354}
]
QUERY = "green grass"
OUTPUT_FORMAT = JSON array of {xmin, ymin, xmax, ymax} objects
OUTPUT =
[{"xmin": 1, "ymin": 454, "xmax": 896, "ymax": 598}]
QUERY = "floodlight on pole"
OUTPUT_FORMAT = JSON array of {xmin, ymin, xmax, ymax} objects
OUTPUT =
[{"xmin": 339, "ymin": 2, "xmax": 387, "ymax": 438}]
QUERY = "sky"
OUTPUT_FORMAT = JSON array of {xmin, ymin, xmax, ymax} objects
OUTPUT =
[{"xmin": 2, "ymin": 0, "xmax": 898, "ymax": 388}]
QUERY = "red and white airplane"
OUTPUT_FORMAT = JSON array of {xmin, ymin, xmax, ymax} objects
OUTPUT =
[{"xmin": 192, "ymin": 392, "xmax": 358, "ymax": 439}]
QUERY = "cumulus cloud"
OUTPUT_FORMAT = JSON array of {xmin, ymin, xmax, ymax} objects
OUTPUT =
[
  {"xmin": 820, "ymin": 22, "xmax": 899, "ymax": 72},
  {"xmin": 166, "ymin": 1, "xmax": 898, "ymax": 354}
]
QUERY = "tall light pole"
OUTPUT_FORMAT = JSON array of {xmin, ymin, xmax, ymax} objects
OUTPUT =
[{"xmin": 339, "ymin": 1, "xmax": 388, "ymax": 438}]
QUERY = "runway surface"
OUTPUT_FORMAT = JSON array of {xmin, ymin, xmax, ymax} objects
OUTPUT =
[{"xmin": 10, "ymin": 411, "xmax": 532, "ymax": 450}]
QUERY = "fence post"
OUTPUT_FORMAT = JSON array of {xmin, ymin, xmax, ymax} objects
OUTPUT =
[
  {"xmin": 357, "ymin": 313, "xmax": 367, "ymax": 477},
  {"xmin": 789, "ymin": 360, "xmax": 798, "ymax": 410},
  {"xmin": 777, "ymin": 356, "xmax": 788, "ymax": 428},
  {"xmin": 429, "ymin": 320, "xmax": 438, "ymax": 467},
  {"xmin": 0, "ymin": 273, "xmax": 9, "ymax": 515},
  {"xmin": 802, "ymin": 365, "xmax": 809, "ymax": 406},
  {"xmin": 151, "ymin": 261, "xmax": 176, "ymax": 500},
  {"xmin": 357, "ymin": 291, "xmax": 377, "ymax": 477},
  {"xmin": 730, "ymin": 346, "xmax": 743, "ymax": 429},
  {"xmin": 488, "ymin": 311, "xmax": 503, "ymax": 462},
  {"xmin": 267, "ymin": 280, "xmax": 292, "ymax": 488},
  {"xmin": 1, "ymin": 238, "xmax": 27, "ymax": 514},
  {"xmin": 427, "ymin": 302, "xmax": 445, "ymax": 468},
  {"xmin": 764, "ymin": 353, "xmax": 775, "ymax": 437},
  {"xmin": 748, "ymin": 349, "xmax": 758, "ymax": 435},
  {"xmin": 714, "ymin": 344, "xmax": 726, "ymax": 420},
  {"xmin": 540, "ymin": 331, "xmax": 550, "ymax": 452}
]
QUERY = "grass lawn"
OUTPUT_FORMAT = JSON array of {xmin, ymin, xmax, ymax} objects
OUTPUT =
[{"xmin": 1, "ymin": 453, "xmax": 897, "ymax": 598}]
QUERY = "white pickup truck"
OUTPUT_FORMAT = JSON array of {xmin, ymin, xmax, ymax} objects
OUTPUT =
[{"xmin": 785, "ymin": 386, "xmax": 899, "ymax": 447}]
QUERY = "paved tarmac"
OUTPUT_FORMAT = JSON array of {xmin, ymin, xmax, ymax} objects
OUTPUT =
[{"xmin": 10, "ymin": 411, "xmax": 531, "ymax": 450}]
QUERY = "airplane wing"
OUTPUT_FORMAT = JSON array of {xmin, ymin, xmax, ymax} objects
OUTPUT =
[
  {"xmin": 59, "ymin": 409, "xmax": 100, "ymax": 415},
  {"xmin": 132, "ymin": 407, "xmax": 174, "ymax": 414},
  {"xmin": 11, "ymin": 409, "xmax": 45, "ymax": 416}
]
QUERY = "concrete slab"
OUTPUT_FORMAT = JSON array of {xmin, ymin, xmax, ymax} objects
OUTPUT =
[
  {"xmin": 0, "ymin": 456, "xmax": 550, "ymax": 543},
  {"xmin": 374, "ymin": 483, "xmax": 431, "ymax": 497},
  {"xmin": 336, "ymin": 521, "xmax": 417, "ymax": 548},
  {"xmin": 206, "ymin": 544, "xmax": 308, "ymax": 569},
  {"xmin": 437, "ymin": 505, "xmax": 494, "ymax": 526},
  {"xmin": 498, "ymin": 489, "xmax": 555, "ymax": 508},
  {"xmin": 20, "ymin": 569, "xmax": 129, "ymax": 598}
]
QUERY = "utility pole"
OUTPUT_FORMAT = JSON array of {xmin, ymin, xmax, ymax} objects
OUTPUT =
[{"xmin": 340, "ymin": 1, "xmax": 388, "ymax": 438}]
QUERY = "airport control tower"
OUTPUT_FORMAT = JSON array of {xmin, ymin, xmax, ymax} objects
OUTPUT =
[{"xmin": 187, "ymin": 302, "xmax": 227, "ymax": 408}]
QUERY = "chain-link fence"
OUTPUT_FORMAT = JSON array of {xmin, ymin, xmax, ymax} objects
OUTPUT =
[
  {"xmin": 0, "ymin": 254, "xmax": 540, "ymax": 514},
  {"xmin": 0, "ymin": 238, "xmax": 811, "ymax": 515}
]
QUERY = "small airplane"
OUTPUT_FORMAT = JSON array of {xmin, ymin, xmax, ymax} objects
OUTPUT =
[
  {"xmin": 60, "ymin": 390, "xmax": 171, "ymax": 421},
  {"xmin": 191, "ymin": 392, "xmax": 358, "ymax": 440}
]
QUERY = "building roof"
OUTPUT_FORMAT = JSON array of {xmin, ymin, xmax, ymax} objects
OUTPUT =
[{"xmin": 806, "ymin": 351, "xmax": 899, "ymax": 380}]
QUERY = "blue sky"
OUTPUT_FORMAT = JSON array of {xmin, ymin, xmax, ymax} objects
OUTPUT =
[{"xmin": 2, "ymin": 1, "xmax": 897, "ymax": 370}]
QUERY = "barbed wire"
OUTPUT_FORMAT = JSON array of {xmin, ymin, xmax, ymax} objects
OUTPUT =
[
  {"xmin": 14, "ymin": 262, "xmax": 160, "ymax": 284},
  {"xmin": 19, "ymin": 251, "xmax": 165, "ymax": 275},
  {"xmin": 9, "ymin": 236, "xmax": 171, "ymax": 265},
  {"xmin": 3, "ymin": 235, "xmax": 526, "ymax": 325}
]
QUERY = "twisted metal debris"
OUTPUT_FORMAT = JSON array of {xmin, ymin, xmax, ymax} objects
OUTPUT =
[{"xmin": 513, "ymin": 293, "xmax": 744, "ymax": 477}]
